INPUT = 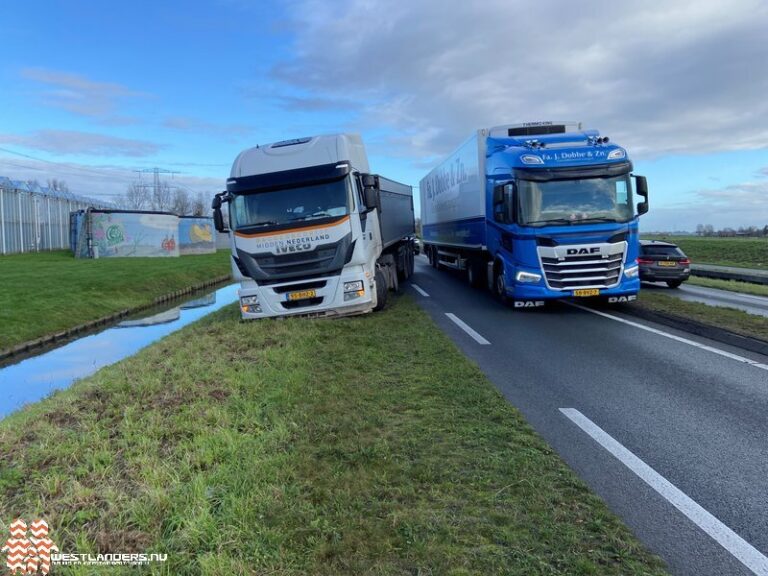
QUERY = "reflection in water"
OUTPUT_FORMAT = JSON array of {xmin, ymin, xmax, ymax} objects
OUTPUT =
[{"xmin": 0, "ymin": 284, "xmax": 238, "ymax": 420}]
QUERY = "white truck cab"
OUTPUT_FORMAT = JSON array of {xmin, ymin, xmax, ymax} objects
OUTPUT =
[{"xmin": 213, "ymin": 134, "xmax": 415, "ymax": 319}]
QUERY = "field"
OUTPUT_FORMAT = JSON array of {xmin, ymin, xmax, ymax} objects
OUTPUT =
[
  {"xmin": 642, "ymin": 236, "xmax": 767, "ymax": 269},
  {"xmin": 0, "ymin": 297, "xmax": 668, "ymax": 575},
  {"xmin": 637, "ymin": 291, "xmax": 768, "ymax": 342},
  {"xmin": 0, "ymin": 250, "xmax": 231, "ymax": 351}
]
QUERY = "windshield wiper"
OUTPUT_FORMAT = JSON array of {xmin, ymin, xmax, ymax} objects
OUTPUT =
[
  {"xmin": 244, "ymin": 220, "xmax": 278, "ymax": 228},
  {"xmin": 288, "ymin": 211, "xmax": 334, "ymax": 222},
  {"xmin": 525, "ymin": 218, "xmax": 574, "ymax": 226},
  {"xmin": 577, "ymin": 217, "xmax": 618, "ymax": 223}
]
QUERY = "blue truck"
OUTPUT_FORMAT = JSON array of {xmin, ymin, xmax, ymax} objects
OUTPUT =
[{"xmin": 419, "ymin": 121, "xmax": 649, "ymax": 307}]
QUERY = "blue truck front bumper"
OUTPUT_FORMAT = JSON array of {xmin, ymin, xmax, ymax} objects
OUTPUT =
[{"xmin": 507, "ymin": 277, "xmax": 640, "ymax": 300}]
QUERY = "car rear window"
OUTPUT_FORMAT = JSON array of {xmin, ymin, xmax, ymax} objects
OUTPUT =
[{"xmin": 642, "ymin": 245, "xmax": 684, "ymax": 256}]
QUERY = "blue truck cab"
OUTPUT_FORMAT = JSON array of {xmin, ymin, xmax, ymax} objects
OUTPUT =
[{"xmin": 420, "ymin": 122, "xmax": 649, "ymax": 307}]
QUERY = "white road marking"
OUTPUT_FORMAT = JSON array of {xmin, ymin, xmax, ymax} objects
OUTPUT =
[
  {"xmin": 411, "ymin": 284, "xmax": 430, "ymax": 297},
  {"xmin": 445, "ymin": 313, "xmax": 490, "ymax": 345},
  {"xmin": 566, "ymin": 302, "xmax": 768, "ymax": 372},
  {"xmin": 560, "ymin": 408, "xmax": 768, "ymax": 576}
]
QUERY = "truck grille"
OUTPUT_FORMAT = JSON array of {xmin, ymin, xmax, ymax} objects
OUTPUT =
[{"xmin": 537, "ymin": 242, "xmax": 626, "ymax": 290}]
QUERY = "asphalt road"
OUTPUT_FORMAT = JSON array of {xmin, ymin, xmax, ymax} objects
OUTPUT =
[
  {"xmin": 409, "ymin": 255, "xmax": 768, "ymax": 576},
  {"xmin": 643, "ymin": 281, "xmax": 768, "ymax": 318}
]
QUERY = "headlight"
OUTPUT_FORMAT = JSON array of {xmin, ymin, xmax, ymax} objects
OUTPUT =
[
  {"xmin": 344, "ymin": 280, "xmax": 364, "ymax": 293},
  {"xmin": 515, "ymin": 271, "xmax": 542, "ymax": 283},
  {"xmin": 240, "ymin": 295, "xmax": 261, "ymax": 313},
  {"xmin": 624, "ymin": 265, "xmax": 639, "ymax": 279}
]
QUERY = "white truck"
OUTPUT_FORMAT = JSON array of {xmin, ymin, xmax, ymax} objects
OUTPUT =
[{"xmin": 212, "ymin": 134, "xmax": 416, "ymax": 319}]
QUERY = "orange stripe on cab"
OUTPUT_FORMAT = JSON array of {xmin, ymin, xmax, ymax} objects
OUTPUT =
[{"xmin": 234, "ymin": 215, "xmax": 350, "ymax": 238}]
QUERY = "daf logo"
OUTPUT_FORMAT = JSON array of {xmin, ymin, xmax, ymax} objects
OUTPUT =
[
  {"xmin": 608, "ymin": 295, "xmax": 637, "ymax": 303},
  {"xmin": 567, "ymin": 247, "xmax": 601, "ymax": 256},
  {"xmin": 514, "ymin": 300, "xmax": 545, "ymax": 308},
  {"xmin": 276, "ymin": 243, "xmax": 311, "ymax": 254}
]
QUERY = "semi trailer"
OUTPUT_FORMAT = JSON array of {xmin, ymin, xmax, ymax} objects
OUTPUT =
[
  {"xmin": 212, "ymin": 134, "xmax": 416, "ymax": 319},
  {"xmin": 420, "ymin": 121, "xmax": 649, "ymax": 307}
]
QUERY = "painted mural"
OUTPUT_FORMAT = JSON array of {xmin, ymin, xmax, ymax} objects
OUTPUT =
[
  {"xmin": 179, "ymin": 217, "xmax": 216, "ymax": 255},
  {"xmin": 88, "ymin": 212, "xmax": 179, "ymax": 257}
]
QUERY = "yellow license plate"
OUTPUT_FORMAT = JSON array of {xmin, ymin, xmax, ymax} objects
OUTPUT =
[
  {"xmin": 658, "ymin": 261, "xmax": 677, "ymax": 267},
  {"xmin": 287, "ymin": 289, "xmax": 317, "ymax": 301},
  {"xmin": 573, "ymin": 289, "xmax": 600, "ymax": 297}
]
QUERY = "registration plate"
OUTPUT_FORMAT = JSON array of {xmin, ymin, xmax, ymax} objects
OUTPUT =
[
  {"xmin": 658, "ymin": 261, "xmax": 677, "ymax": 267},
  {"xmin": 573, "ymin": 289, "xmax": 600, "ymax": 297},
  {"xmin": 287, "ymin": 289, "xmax": 317, "ymax": 301}
]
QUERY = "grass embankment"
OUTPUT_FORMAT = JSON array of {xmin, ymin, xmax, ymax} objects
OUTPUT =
[
  {"xmin": 687, "ymin": 276, "xmax": 768, "ymax": 297},
  {"xmin": 0, "ymin": 250, "xmax": 231, "ymax": 350},
  {"xmin": 642, "ymin": 236, "xmax": 767, "ymax": 269},
  {"xmin": 0, "ymin": 297, "xmax": 668, "ymax": 575},
  {"xmin": 637, "ymin": 292, "xmax": 768, "ymax": 342}
]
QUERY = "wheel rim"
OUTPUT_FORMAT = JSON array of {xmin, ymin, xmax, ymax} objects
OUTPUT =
[{"xmin": 496, "ymin": 271, "xmax": 505, "ymax": 296}]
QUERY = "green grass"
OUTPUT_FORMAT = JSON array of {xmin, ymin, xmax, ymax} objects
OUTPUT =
[
  {"xmin": 637, "ymin": 291, "xmax": 768, "ymax": 342},
  {"xmin": 642, "ymin": 235, "xmax": 768, "ymax": 269},
  {"xmin": 687, "ymin": 276, "xmax": 768, "ymax": 297},
  {"xmin": 0, "ymin": 296, "xmax": 668, "ymax": 575},
  {"xmin": 0, "ymin": 250, "xmax": 231, "ymax": 350}
]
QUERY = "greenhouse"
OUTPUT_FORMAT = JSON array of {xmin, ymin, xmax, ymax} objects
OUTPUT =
[{"xmin": 0, "ymin": 176, "xmax": 113, "ymax": 255}]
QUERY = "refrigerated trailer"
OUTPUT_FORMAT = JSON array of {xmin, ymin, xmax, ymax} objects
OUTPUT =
[
  {"xmin": 212, "ymin": 134, "xmax": 416, "ymax": 319},
  {"xmin": 420, "ymin": 122, "xmax": 649, "ymax": 307}
]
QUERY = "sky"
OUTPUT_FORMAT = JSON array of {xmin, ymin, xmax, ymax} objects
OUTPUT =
[{"xmin": 1, "ymin": 0, "xmax": 767, "ymax": 232}]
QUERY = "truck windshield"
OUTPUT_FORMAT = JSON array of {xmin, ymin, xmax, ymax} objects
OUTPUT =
[
  {"xmin": 517, "ymin": 174, "xmax": 634, "ymax": 227},
  {"xmin": 231, "ymin": 178, "xmax": 351, "ymax": 231}
]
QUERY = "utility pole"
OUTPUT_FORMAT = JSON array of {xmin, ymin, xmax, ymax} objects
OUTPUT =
[{"xmin": 133, "ymin": 167, "xmax": 179, "ymax": 210}]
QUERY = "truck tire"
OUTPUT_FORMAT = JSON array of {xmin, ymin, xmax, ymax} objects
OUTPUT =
[
  {"xmin": 374, "ymin": 268, "xmax": 388, "ymax": 311},
  {"xmin": 493, "ymin": 263, "xmax": 510, "ymax": 305},
  {"xmin": 429, "ymin": 246, "xmax": 438, "ymax": 268},
  {"xmin": 466, "ymin": 259, "xmax": 482, "ymax": 288},
  {"xmin": 407, "ymin": 245, "xmax": 415, "ymax": 277}
]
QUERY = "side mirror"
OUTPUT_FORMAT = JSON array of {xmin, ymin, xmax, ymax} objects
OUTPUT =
[
  {"xmin": 633, "ymin": 175, "xmax": 649, "ymax": 216},
  {"xmin": 211, "ymin": 192, "xmax": 229, "ymax": 233},
  {"xmin": 361, "ymin": 173, "xmax": 381, "ymax": 212}
]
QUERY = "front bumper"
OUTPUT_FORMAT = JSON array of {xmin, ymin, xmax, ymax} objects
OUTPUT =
[
  {"xmin": 508, "ymin": 278, "xmax": 640, "ymax": 300},
  {"xmin": 238, "ymin": 267, "xmax": 375, "ymax": 319}
]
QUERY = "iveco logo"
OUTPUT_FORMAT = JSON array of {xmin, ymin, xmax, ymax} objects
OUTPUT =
[
  {"xmin": 276, "ymin": 243, "xmax": 311, "ymax": 254},
  {"xmin": 567, "ymin": 247, "xmax": 601, "ymax": 255}
]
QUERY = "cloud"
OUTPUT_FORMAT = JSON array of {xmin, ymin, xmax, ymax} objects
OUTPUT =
[
  {"xmin": 162, "ymin": 116, "xmax": 252, "ymax": 138},
  {"xmin": 0, "ymin": 155, "xmax": 225, "ymax": 202},
  {"xmin": 0, "ymin": 130, "xmax": 161, "ymax": 157},
  {"xmin": 273, "ymin": 0, "xmax": 768, "ymax": 162},
  {"xmin": 21, "ymin": 67, "xmax": 147, "ymax": 123},
  {"xmin": 643, "ymin": 179, "xmax": 768, "ymax": 231}
]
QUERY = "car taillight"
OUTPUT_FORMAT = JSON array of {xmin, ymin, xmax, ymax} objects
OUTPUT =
[
  {"xmin": 679, "ymin": 259, "xmax": 690, "ymax": 265},
  {"xmin": 637, "ymin": 258, "xmax": 654, "ymax": 264}
]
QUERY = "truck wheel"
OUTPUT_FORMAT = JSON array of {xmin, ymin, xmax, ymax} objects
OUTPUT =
[
  {"xmin": 374, "ymin": 268, "xmax": 388, "ymax": 311},
  {"xmin": 493, "ymin": 264, "xmax": 510, "ymax": 305},
  {"xmin": 466, "ymin": 260, "xmax": 482, "ymax": 288},
  {"xmin": 407, "ymin": 246, "xmax": 415, "ymax": 277},
  {"xmin": 429, "ymin": 246, "xmax": 438, "ymax": 268},
  {"xmin": 397, "ymin": 249, "xmax": 407, "ymax": 282}
]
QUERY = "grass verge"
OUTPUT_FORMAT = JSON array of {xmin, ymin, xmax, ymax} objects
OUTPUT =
[
  {"xmin": 0, "ymin": 296, "xmax": 668, "ymax": 575},
  {"xmin": 686, "ymin": 276, "xmax": 768, "ymax": 297},
  {"xmin": 0, "ymin": 250, "xmax": 231, "ymax": 350},
  {"xmin": 637, "ymin": 291, "xmax": 768, "ymax": 342},
  {"xmin": 642, "ymin": 236, "xmax": 767, "ymax": 269}
]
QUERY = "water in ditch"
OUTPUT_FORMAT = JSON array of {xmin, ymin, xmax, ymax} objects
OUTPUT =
[{"xmin": 0, "ymin": 283, "xmax": 238, "ymax": 420}]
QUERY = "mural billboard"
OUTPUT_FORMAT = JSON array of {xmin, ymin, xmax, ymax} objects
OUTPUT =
[
  {"xmin": 178, "ymin": 217, "xmax": 216, "ymax": 255},
  {"xmin": 89, "ymin": 211, "xmax": 179, "ymax": 257}
]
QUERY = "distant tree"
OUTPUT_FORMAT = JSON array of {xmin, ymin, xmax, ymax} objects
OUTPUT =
[
  {"xmin": 703, "ymin": 224, "xmax": 715, "ymax": 237},
  {"xmin": 171, "ymin": 187, "xmax": 192, "ymax": 215},
  {"xmin": 151, "ymin": 181, "xmax": 173, "ymax": 212},
  {"xmin": 764, "ymin": 225, "xmax": 768, "ymax": 237},
  {"xmin": 47, "ymin": 178, "xmax": 69, "ymax": 193},
  {"xmin": 118, "ymin": 182, "xmax": 150, "ymax": 210},
  {"xmin": 695, "ymin": 224, "xmax": 704, "ymax": 236},
  {"xmin": 191, "ymin": 192, "xmax": 207, "ymax": 216}
]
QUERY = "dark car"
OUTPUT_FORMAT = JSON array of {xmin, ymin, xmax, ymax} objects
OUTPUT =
[{"xmin": 638, "ymin": 240, "xmax": 691, "ymax": 288}]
